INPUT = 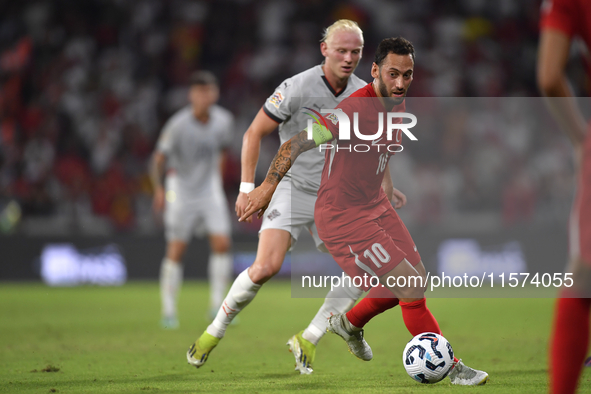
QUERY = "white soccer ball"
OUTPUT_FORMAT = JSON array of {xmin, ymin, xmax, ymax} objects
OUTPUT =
[{"xmin": 402, "ymin": 332, "xmax": 454, "ymax": 384}]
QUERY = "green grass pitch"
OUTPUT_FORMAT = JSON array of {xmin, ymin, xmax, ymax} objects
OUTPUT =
[{"xmin": 1, "ymin": 281, "xmax": 589, "ymax": 393}]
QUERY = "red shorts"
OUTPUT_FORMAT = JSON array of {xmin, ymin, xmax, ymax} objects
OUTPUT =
[
  {"xmin": 570, "ymin": 130, "xmax": 591, "ymax": 265},
  {"xmin": 317, "ymin": 202, "xmax": 421, "ymax": 290}
]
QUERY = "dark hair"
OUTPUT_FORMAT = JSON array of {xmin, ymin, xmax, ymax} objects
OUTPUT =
[
  {"xmin": 374, "ymin": 37, "xmax": 415, "ymax": 66},
  {"xmin": 189, "ymin": 70, "xmax": 218, "ymax": 86}
]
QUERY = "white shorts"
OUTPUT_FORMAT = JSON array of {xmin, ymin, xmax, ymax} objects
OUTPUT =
[
  {"xmin": 164, "ymin": 182, "xmax": 231, "ymax": 242},
  {"xmin": 259, "ymin": 177, "xmax": 327, "ymax": 252}
]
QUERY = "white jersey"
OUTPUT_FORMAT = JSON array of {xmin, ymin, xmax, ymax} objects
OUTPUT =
[
  {"xmin": 157, "ymin": 105, "xmax": 234, "ymax": 200},
  {"xmin": 263, "ymin": 65, "xmax": 366, "ymax": 194}
]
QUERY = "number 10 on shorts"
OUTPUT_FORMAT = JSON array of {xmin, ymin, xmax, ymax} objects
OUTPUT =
[{"xmin": 350, "ymin": 243, "xmax": 391, "ymax": 276}]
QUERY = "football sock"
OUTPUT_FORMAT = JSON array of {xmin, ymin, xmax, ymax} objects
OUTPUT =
[
  {"xmin": 206, "ymin": 268, "xmax": 261, "ymax": 339},
  {"xmin": 399, "ymin": 298, "xmax": 441, "ymax": 336},
  {"xmin": 302, "ymin": 280, "xmax": 363, "ymax": 346},
  {"xmin": 346, "ymin": 285, "xmax": 399, "ymax": 328},
  {"xmin": 550, "ymin": 291, "xmax": 590, "ymax": 394},
  {"xmin": 208, "ymin": 252, "xmax": 233, "ymax": 311},
  {"xmin": 160, "ymin": 258, "xmax": 183, "ymax": 318}
]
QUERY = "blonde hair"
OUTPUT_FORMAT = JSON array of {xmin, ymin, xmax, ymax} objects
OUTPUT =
[{"xmin": 321, "ymin": 19, "xmax": 364, "ymax": 46}]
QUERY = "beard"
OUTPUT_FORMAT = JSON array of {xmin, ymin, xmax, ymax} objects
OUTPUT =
[{"xmin": 377, "ymin": 76, "xmax": 405, "ymax": 107}]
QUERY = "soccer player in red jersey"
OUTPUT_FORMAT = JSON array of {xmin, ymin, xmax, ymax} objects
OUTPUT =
[
  {"xmin": 538, "ymin": 0, "xmax": 591, "ymax": 392},
  {"xmin": 241, "ymin": 37, "xmax": 489, "ymax": 386}
]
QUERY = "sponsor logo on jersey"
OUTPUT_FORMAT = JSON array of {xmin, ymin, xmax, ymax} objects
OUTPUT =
[
  {"xmin": 267, "ymin": 209, "xmax": 281, "ymax": 221},
  {"xmin": 269, "ymin": 91, "xmax": 284, "ymax": 108}
]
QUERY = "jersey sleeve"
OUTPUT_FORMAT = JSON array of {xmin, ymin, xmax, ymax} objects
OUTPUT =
[
  {"xmin": 540, "ymin": 0, "xmax": 577, "ymax": 37},
  {"xmin": 262, "ymin": 78, "xmax": 295, "ymax": 123},
  {"xmin": 156, "ymin": 117, "xmax": 177, "ymax": 155}
]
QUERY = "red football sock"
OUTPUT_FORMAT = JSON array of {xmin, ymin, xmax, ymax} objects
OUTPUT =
[
  {"xmin": 346, "ymin": 286, "xmax": 399, "ymax": 328},
  {"xmin": 550, "ymin": 292, "xmax": 591, "ymax": 394},
  {"xmin": 399, "ymin": 298, "xmax": 441, "ymax": 336}
]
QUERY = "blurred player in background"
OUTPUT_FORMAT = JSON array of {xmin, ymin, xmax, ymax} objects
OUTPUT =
[
  {"xmin": 150, "ymin": 71, "xmax": 235, "ymax": 329},
  {"xmin": 538, "ymin": 0, "xmax": 591, "ymax": 392},
  {"xmin": 241, "ymin": 37, "xmax": 489, "ymax": 386},
  {"xmin": 187, "ymin": 20, "xmax": 401, "ymax": 374}
]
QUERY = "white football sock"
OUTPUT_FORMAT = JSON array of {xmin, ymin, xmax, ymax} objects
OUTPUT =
[
  {"xmin": 302, "ymin": 279, "xmax": 363, "ymax": 345},
  {"xmin": 160, "ymin": 258, "xmax": 183, "ymax": 318},
  {"xmin": 208, "ymin": 252, "xmax": 233, "ymax": 310},
  {"xmin": 206, "ymin": 268, "xmax": 261, "ymax": 338}
]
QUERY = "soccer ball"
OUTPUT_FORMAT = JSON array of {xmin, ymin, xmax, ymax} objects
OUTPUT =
[{"xmin": 402, "ymin": 332, "xmax": 454, "ymax": 384}]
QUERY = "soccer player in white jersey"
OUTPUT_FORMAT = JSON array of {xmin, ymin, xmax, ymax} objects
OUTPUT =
[
  {"xmin": 187, "ymin": 20, "xmax": 407, "ymax": 374},
  {"xmin": 151, "ymin": 71, "xmax": 234, "ymax": 329}
]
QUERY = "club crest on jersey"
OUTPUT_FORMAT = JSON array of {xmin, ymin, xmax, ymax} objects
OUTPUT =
[
  {"xmin": 269, "ymin": 91, "xmax": 284, "ymax": 108},
  {"xmin": 267, "ymin": 209, "xmax": 281, "ymax": 221}
]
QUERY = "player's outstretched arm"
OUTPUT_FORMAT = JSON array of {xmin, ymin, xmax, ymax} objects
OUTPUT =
[
  {"xmin": 235, "ymin": 108, "xmax": 280, "ymax": 223},
  {"xmin": 239, "ymin": 130, "xmax": 318, "ymax": 222}
]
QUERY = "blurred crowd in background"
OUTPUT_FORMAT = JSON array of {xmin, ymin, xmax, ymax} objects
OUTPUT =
[{"xmin": 0, "ymin": 0, "xmax": 585, "ymax": 235}]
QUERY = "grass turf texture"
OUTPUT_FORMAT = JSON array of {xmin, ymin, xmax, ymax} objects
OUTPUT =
[{"xmin": 0, "ymin": 281, "xmax": 589, "ymax": 393}]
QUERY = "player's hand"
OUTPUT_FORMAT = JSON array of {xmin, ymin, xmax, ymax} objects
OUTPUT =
[
  {"xmin": 239, "ymin": 182, "xmax": 275, "ymax": 222},
  {"xmin": 152, "ymin": 186, "xmax": 165, "ymax": 214},
  {"xmin": 391, "ymin": 187, "xmax": 407, "ymax": 209},
  {"xmin": 235, "ymin": 192, "xmax": 253, "ymax": 223},
  {"xmin": 382, "ymin": 184, "xmax": 394, "ymax": 202}
]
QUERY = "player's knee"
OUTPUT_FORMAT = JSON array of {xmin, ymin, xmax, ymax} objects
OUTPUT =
[
  {"xmin": 249, "ymin": 258, "xmax": 282, "ymax": 283},
  {"xmin": 211, "ymin": 236, "xmax": 231, "ymax": 254},
  {"xmin": 166, "ymin": 241, "xmax": 187, "ymax": 262}
]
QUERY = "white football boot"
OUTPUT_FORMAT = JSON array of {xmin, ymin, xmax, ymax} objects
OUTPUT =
[
  {"xmin": 448, "ymin": 359, "xmax": 489, "ymax": 385},
  {"xmin": 327, "ymin": 313, "xmax": 373, "ymax": 361}
]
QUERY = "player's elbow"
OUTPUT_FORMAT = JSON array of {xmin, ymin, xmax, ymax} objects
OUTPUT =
[
  {"xmin": 536, "ymin": 68, "xmax": 563, "ymax": 97},
  {"xmin": 243, "ymin": 126, "xmax": 262, "ymax": 147}
]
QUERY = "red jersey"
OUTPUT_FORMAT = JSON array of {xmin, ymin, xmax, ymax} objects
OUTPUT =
[
  {"xmin": 540, "ymin": 0, "xmax": 591, "ymax": 69},
  {"xmin": 315, "ymin": 83, "xmax": 406, "ymax": 237}
]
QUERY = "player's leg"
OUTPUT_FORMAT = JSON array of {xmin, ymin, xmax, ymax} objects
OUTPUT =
[
  {"xmin": 345, "ymin": 285, "xmax": 398, "ymax": 330},
  {"xmin": 287, "ymin": 192, "xmax": 365, "ymax": 373},
  {"xmin": 187, "ymin": 180, "xmax": 295, "ymax": 369},
  {"xmin": 376, "ymin": 259, "xmax": 488, "ymax": 385},
  {"xmin": 333, "ymin": 209, "xmax": 438, "ymax": 336},
  {"xmin": 323, "ymin": 216, "xmax": 410, "ymax": 360},
  {"xmin": 323, "ymin": 208, "xmax": 488, "ymax": 385},
  {"xmin": 300, "ymin": 281, "xmax": 363, "ymax": 344},
  {"xmin": 203, "ymin": 194, "xmax": 234, "ymax": 317},
  {"xmin": 207, "ymin": 234, "xmax": 232, "ymax": 317},
  {"xmin": 161, "ymin": 197, "xmax": 195, "ymax": 329},
  {"xmin": 550, "ymin": 146, "xmax": 591, "ymax": 394},
  {"xmin": 160, "ymin": 240, "xmax": 187, "ymax": 328},
  {"xmin": 160, "ymin": 241, "xmax": 187, "ymax": 328},
  {"xmin": 297, "ymin": 224, "xmax": 364, "ymax": 349},
  {"xmin": 187, "ymin": 228, "xmax": 291, "ymax": 368},
  {"xmin": 339, "ymin": 207, "xmax": 420, "ymax": 331},
  {"xmin": 289, "ymin": 273, "xmax": 364, "ymax": 373},
  {"xmin": 210, "ymin": 228, "xmax": 290, "ymax": 332},
  {"xmin": 550, "ymin": 257, "xmax": 591, "ymax": 394}
]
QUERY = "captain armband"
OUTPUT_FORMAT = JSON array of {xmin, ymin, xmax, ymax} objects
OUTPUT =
[{"xmin": 306, "ymin": 122, "xmax": 334, "ymax": 147}]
